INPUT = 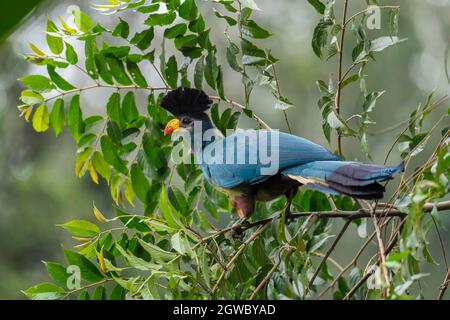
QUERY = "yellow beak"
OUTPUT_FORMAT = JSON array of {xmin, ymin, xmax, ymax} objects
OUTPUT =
[{"xmin": 164, "ymin": 118, "xmax": 180, "ymax": 136}]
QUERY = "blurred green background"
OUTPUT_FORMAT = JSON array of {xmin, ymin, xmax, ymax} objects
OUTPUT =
[{"xmin": 0, "ymin": 0, "xmax": 449, "ymax": 299}]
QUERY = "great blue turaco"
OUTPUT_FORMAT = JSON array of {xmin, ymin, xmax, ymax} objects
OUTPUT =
[{"xmin": 161, "ymin": 87, "xmax": 403, "ymax": 226}]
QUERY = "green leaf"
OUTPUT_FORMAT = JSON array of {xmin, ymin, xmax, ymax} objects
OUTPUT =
[
  {"xmin": 47, "ymin": 66, "xmax": 75, "ymax": 90},
  {"xmin": 106, "ymin": 92, "xmax": 123, "ymax": 128},
  {"xmin": 210, "ymin": 104, "xmax": 220, "ymax": 129},
  {"xmin": 19, "ymin": 75, "xmax": 55, "ymax": 92},
  {"xmin": 112, "ymin": 18, "xmax": 130, "ymax": 39},
  {"xmin": 115, "ymin": 245, "xmax": 161, "ymax": 271},
  {"xmin": 92, "ymin": 287, "xmax": 106, "ymax": 300},
  {"xmin": 32, "ymin": 104, "xmax": 49, "ymax": 132},
  {"xmin": 340, "ymin": 74, "xmax": 359, "ymax": 89},
  {"xmin": 369, "ymin": 36, "xmax": 406, "ymax": 53},
  {"xmin": 77, "ymin": 291, "xmax": 90, "ymax": 300},
  {"xmin": 68, "ymin": 95, "xmax": 84, "ymax": 142},
  {"xmin": 241, "ymin": 0, "xmax": 261, "ymax": 11},
  {"xmin": 226, "ymin": 45, "xmax": 242, "ymax": 72},
  {"xmin": 131, "ymin": 164, "xmax": 150, "ymax": 203},
  {"xmin": 204, "ymin": 52, "xmax": 218, "ymax": 90},
  {"xmin": 64, "ymin": 249, "xmax": 104, "ymax": 283},
  {"xmin": 101, "ymin": 136, "xmax": 128, "ymax": 175},
  {"xmin": 213, "ymin": 9, "xmax": 237, "ymax": 25},
  {"xmin": 363, "ymin": 91, "xmax": 385, "ymax": 113},
  {"xmin": 165, "ymin": 55, "xmax": 178, "ymax": 89},
  {"xmin": 126, "ymin": 60, "xmax": 148, "ymax": 88},
  {"xmin": 307, "ymin": 0, "xmax": 325, "ymax": 14},
  {"xmin": 145, "ymin": 11, "xmax": 176, "ymax": 26},
  {"xmin": 65, "ymin": 42, "xmax": 78, "ymax": 64},
  {"xmin": 23, "ymin": 283, "xmax": 64, "ymax": 300},
  {"xmin": 323, "ymin": 121, "xmax": 331, "ymax": 143},
  {"xmin": 110, "ymin": 284, "xmax": 125, "ymax": 300},
  {"xmin": 85, "ymin": 40, "xmax": 99, "ymax": 80},
  {"xmin": 194, "ymin": 56, "xmax": 204, "ymax": 89},
  {"xmin": 93, "ymin": 151, "xmax": 111, "ymax": 182},
  {"xmin": 102, "ymin": 46, "xmax": 131, "ymax": 59},
  {"xmin": 352, "ymin": 42, "xmax": 365, "ymax": 62},
  {"xmin": 94, "ymin": 53, "xmax": 114, "ymax": 85},
  {"xmin": 137, "ymin": 238, "xmax": 178, "ymax": 262},
  {"xmin": 216, "ymin": 66, "xmax": 225, "ymax": 100},
  {"xmin": 174, "ymin": 35, "xmax": 197, "ymax": 49},
  {"xmin": 44, "ymin": 262, "xmax": 70, "ymax": 287},
  {"xmin": 137, "ymin": 3, "xmax": 160, "ymax": 13},
  {"xmin": 130, "ymin": 28, "xmax": 154, "ymax": 50},
  {"xmin": 164, "ymin": 23, "xmax": 187, "ymax": 39},
  {"xmin": 58, "ymin": 220, "xmax": 100, "ymax": 237},
  {"xmin": 122, "ymin": 92, "xmax": 139, "ymax": 124},
  {"xmin": 179, "ymin": 0, "xmax": 198, "ymax": 21},
  {"xmin": 46, "ymin": 19, "xmax": 63, "ymax": 55},
  {"xmin": 252, "ymin": 238, "xmax": 271, "ymax": 266},
  {"xmin": 189, "ymin": 16, "xmax": 206, "ymax": 33},
  {"xmin": 50, "ymin": 99, "xmax": 65, "ymax": 136},
  {"xmin": 312, "ymin": 20, "xmax": 332, "ymax": 59},
  {"xmin": 241, "ymin": 20, "xmax": 272, "ymax": 39},
  {"xmin": 274, "ymin": 96, "xmax": 294, "ymax": 110},
  {"xmin": 158, "ymin": 188, "xmax": 181, "ymax": 228},
  {"xmin": 241, "ymin": 38, "xmax": 274, "ymax": 66},
  {"xmin": 106, "ymin": 57, "xmax": 133, "ymax": 85},
  {"xmin": 71, "ymin": 8, "xmax": 94, "ymax": 33},
  {"xmin": 171, "ymin": 232, "xmax": 191, "ymax": 256},
  {"xmin": 327, "ymin": 111, "xmax": 345, "ymax": 129},
  {"xmin": 389, "ymin": 8, "xmax": 400, "ymax": 37},
  {"xmin": 20, "ymin": 90, "xmax": 43, "ymax": 105}
]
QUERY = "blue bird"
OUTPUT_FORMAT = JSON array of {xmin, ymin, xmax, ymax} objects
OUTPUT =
[{"xmin": 161, "ymin": 88, "xmax": 403, "ymax": 220}]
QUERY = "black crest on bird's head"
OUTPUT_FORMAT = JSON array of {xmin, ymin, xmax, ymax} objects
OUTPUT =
[{"xmin": 161, "ymin": 87, "xmax": 212, "ymax": 118}]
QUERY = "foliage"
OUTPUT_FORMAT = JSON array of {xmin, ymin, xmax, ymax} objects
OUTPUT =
[{"xmin": 17, "ymin": 0, "xmax": 449, "ymax": 300}]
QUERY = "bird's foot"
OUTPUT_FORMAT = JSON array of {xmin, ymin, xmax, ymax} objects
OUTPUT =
[
  {"xmin": 231, "ymin": 218, "xmax": 249, "ymax": 240},
  {"xmin": 284, "ymin": 209, "xmax": 294, "ymax": 225}
]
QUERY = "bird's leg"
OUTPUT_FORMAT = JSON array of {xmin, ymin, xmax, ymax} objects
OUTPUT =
[
  {"xmin": 231, "ymin": 196, "xmax": 254, "ymax": 239},
  {"xmin": 284, "ymin": 187, "xmax": 297, "ymax": 225},
  {"xmin": 231, "ymin": 218, "xmax": 249, "ymax": 240}
]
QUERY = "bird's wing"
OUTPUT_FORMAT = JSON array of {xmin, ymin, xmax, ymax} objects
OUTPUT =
[{"xmin": 202, "ymin": 130, "xmax": 339, "ymax": 189}]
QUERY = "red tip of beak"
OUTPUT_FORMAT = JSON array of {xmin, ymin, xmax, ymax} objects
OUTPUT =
[{"xmin": 164, "ymin": 127, "xmax": 173, "ymax": 136}]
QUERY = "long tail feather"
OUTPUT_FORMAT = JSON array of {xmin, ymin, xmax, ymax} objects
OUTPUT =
[{"xmin": 282, "ymin": 161, "xmax": 404, "ymax": 199}]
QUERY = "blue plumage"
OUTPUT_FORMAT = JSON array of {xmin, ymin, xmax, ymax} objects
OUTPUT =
[
  {"xmin": 202, "ymin": 130, "xmax": 340, "ymax": 189},
  {"xmin": 161, "ymin": 88, "xmax": 404, "ymax": 218}
]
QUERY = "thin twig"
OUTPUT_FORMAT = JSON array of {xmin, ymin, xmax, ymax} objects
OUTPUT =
[
  {"xmin": 438, "ymin": 268, "xmax": 450, "ymax": 300},
  {"xmin": 343, "ymin": 218, "xmax": 407, "ymax": 300},
  {"xmin": 308, "ymin": 219, "xmax": 351, "ymax": 289},
  {"xmin": 369, "ymin": 201, "xmax": 391, "ymax": 288},
  {"xmin": 250, "ymin": 258, "xmax": 281, "ymax": 300},
  {"xmin": 344, "ymin": 5, "xmax": 401, "ymax": 27},
  {"xmin": 272, "ymin": 64, "xmax": 292, "ymax": 133},
  {"xmin": 226, "ymin": 223, "xmax": 270, "ymax": 269},
  {"xmin": 335, "ymin": 0, "xmax": 349, "ymax": 157},
  {"xmin": 43, "ymin": 84, "xmax": 169, "ymax": 103},
  {"xmin": 210, "ymin": 96, "xmax": 272, "ymax": 130}
]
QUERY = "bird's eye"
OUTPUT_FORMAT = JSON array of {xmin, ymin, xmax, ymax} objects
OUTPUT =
[{"xmin": 182, "ymin": 118, "xmax": 192, "ymax": 126}]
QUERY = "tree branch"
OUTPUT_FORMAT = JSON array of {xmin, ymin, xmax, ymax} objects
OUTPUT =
[
  {"xmin": 201, "ymin": 201, "xmax": 450, "ymax": 246},
  {"xmin": 243, "ymin": 201, "xmax": 450, "ymax": 233}
]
